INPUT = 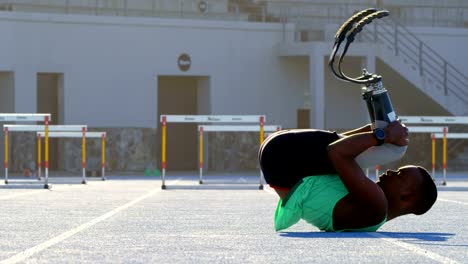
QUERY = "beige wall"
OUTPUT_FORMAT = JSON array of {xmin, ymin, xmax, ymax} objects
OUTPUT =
[
  {"xmin": 325, "ymin": 56, "xmax": 370, "ymax": 129},
  {"xmin": 0, "ymin": 72, "xmax": 14, "ymax": 113},
  {"xmin": 376, "ymin": 59, "xmax": 451, "ymax": 116}
]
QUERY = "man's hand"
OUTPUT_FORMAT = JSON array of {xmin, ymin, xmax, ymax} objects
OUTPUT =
[{"xmin": 384, "ymin": 121, "xmax": 409, "ymax": 146}]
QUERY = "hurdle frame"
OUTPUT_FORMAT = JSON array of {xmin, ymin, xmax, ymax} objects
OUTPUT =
[
  {"xmin": 408, "ymin": 126, "xmax": 448, "ymax": 182},
  {"xmin": 160, "ymin": 115, "xmax": 266, "ymax": 189},
  {"xmin": 197, "ymin": 125, "xmax": 281, "ymax": 188},
  {"xmin": 400, "ymin": 115, "xmax": 468, "ymax": 184},
  {"xmin": 3, "ymin": 124, "xmax": 86, "ymax": 188},
  {"xmin": 37, "ymin": 131, "xmax": 107, "ymax": 184},
  {"xmin": 0, "ymin": 114, "xmax": 51, "ymax": 122},
  {"xmin": 1, "ymin": 114, "xmax": 51, "ymax": 184},
  {"xmin": 400, "ymin": 116, "xmax": 468, "ymax": 125},
  {"xmin": 433, "ymin": 132, "xmax": 468, "ymax": 185}
]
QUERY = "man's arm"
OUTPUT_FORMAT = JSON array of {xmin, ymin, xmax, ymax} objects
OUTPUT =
[{"xmin": 327, "ymin": 121, "xmax": 409, "ymax": 211}]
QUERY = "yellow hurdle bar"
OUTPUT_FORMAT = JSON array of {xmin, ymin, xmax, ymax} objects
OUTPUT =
[
  {"xmin": 82, "ymin": 127, "xmax": 87, "ymax": 184},
  {"xmin": 161, "ymin": 116, "xmax": 167, "ymax": 189},
  {"xmin": 37, "ymin": 134, "xmax": 42, "ymax": 180},
  {"xmin": 44, "ymin": 116, "xmax": 49, "ymax": 188},
  {"xmin": 101, "ymin": 133, "xmax": 106, "ymax": 180},
  {"xmin": 199, "ymin": 126, "xmax": 204, "ymax": 184},
  {"xmin": 259, "ymin": 116, "xmax": 265, "ymax": 189},
  {"xmin": 431, "ymin": 133, "xmax": 436, "ymax": 181},
  {"xmin": 442, "ymin": 127, "xmax": 447, "ymax": 185},
  {"xmin": 259, "ymin": 116, "xmax": 265, "ymax": 145},
  {"xmin": 4, "ymin": 127, "xmax": 8, "ymax": 184}
]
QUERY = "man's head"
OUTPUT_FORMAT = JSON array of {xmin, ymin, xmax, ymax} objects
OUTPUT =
[{"xmin": 377, "ymin": 165, "xmax": 437, "ymax": 216}]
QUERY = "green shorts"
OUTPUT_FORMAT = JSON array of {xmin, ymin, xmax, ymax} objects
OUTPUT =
[{"xmin": 274, "ymin": 175, "xmax": 386, "ymax": 232}]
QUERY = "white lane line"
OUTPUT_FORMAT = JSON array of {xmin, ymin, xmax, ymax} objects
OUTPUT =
[
  {"xmin": 370, "ymin": 233, "xmax": 461, "ymax": 264},
  {"xmin": 0, "ymin": 190, "xmax": 44, "ymax": 200},
  {"xmin": 438, "ymin": 198, "xmax": 468, "ymax": 206},
  {"xmin": 0, "ymin": 181, "xmax": 174, "ymax": 264}
]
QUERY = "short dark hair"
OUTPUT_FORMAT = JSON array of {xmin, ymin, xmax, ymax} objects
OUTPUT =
[{"xmin": 413, "ymin": 167, "xmax": 438, "ymax": 215}]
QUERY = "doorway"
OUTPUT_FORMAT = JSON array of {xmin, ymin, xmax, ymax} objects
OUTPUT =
[
  {"xmin": 37, "ymin": 73, "xmax": 64, "ymax": 171},
  {"xmin": 0, "ymin": 72, "xmax": 14, "ymax": 171},
  {"xmin": 157, "ymin": 76, "xmax": 210, "ymax": 171}
]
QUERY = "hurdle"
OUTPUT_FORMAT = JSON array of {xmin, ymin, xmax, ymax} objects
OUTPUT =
[
  {"xmin": 198, "ymin": 125, "xmax": 281, "ymax": 188},
  {"xmin": 400, "ymin": 115, "xmax": 468, "ymax": 184},
  {"xmin": 3, "ymin": 124, "xmax": 86, "ymax": 188},
  {"xmin": 433, "ymin": 132, "xmax": 468, "ymax": 185},
  {"xmin": 160, "ymin": 115, "xmax": 266, "ymax": 189},
  {"xmin": 0, "ymin": 113, "xmax": 50, "ymax": 122},
  {"xmin": 1, "ymin": 114, "xmax": 51, "ymax": 183},
  {"xmin": 400, "ymin": 116, "xmax": 468, "ymax": 125},
  {"xmin": 408, "ymin": 126, "xmax": 448, "ymax": 181},
  {"xmin": 37, "ymin": 131, "xmax": 107, "ymax": 184}
]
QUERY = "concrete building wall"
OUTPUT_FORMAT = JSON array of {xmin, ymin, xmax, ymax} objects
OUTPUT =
[
  {"xmin": 0, "ymin": 12, "xmax": 297, "ymax": 129},
  {"xmin": 325, "ymin": 56, "xmax": 370, "ymax": 129},
  {"xmin": 1, "ymin": 11, "xmax": 467, "ymax": 172},
  {"xmin": 0, "ymin": 12, "xmax": 299, "ymax": 172}
]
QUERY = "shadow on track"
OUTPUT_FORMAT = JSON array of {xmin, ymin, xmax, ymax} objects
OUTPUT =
[
  {"xmin": 280, "ymin": 231, "xmax": 455, "ymax": 242},
  {"xmin": 0, "ymin": 184, "xmax": 48, "ymax": 190},
  {"xmin": 161, "ymin": 184, "xmax": 262, "ymax": 191}
]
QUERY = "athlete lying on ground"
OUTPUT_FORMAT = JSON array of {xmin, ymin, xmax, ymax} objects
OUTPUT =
[{"xmin": 258, "ymin": 121, "xmax": 437, "ymax": 232}]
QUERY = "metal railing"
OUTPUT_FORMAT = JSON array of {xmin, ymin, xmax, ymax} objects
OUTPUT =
[
  {"xmin": 275, "ymin": 5, "xmax": 468, "ymax": 114},
  {"xmin": 356, "ymin": 18, "xmax": 468, "ymax": 108},
  {"xmin": 386, "ymin": 5, "xmax": 468, "ymax": 28},
  {"xmin": 0, "ymin": 0, "xmax": 246, "ymax": 21},
  {"xmin": 363, "ymin": 24, "xmax": 468, "ymax": 159},
  {"xmin": 270, "ymin": 3, "xmax": 468, "ymax": 155}
]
